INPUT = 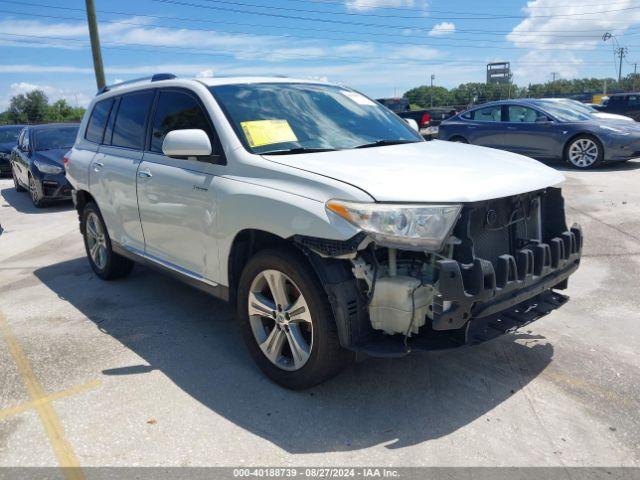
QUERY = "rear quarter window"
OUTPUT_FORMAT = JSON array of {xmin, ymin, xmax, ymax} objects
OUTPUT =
[{"xmin": 85, "ymin": 99, "xmax": 114, "ymax": 144}]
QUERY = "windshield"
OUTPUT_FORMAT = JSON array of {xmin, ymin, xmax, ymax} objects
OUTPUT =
[
  {"xmin": 0, "ymin": 127, "xmax": 23, "ymax": 143},
  {"xmin": 533, "ymin": 101, "xmax": 593, "ymax": 122},
  {"xmin": 33, "ymin": 126, "xmax": 79, "ymax": 151},
  {"xmin": 209, "ymin": 83, "xmax": 422, "ymax": 154}
]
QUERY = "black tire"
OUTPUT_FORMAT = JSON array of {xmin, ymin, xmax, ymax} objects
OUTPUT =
[
  {"xmin": 81, "ymin": 202, "xmax": 134, "ymax": 280},
  {"xmin": 564, "ymin": 135, "xmax": 604, "ymax": 169},
  {"xmin": 12, "ymin": 165, "xmax": 25, "ymax": 192},
  {"xmin": 237, "ymin": 248, "xmax": 354, "ymax": 389},
  {"xmin": 449, "ymin": 136, "xmax": 468, "ymax": 143},
  {"xmin": 28, "ymin": 174, "xmax": 46, "ymax": 208}
]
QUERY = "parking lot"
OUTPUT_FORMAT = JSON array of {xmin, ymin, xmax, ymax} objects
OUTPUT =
[{"xmin": 0, "ymin": 160, "xmax": 639, "ymax": 469}]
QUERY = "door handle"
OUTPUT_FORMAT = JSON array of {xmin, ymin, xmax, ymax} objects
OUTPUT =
[
  {"xmin": 93, "ymin": 161, "xmax": 104, "ymax": 172},
  {"xmin": 467, "ymin": 126, "xmax": 477, "ymax": 129},
  {"xmin": 138, "ymin": 169, "xmax": 152, "ymax": 179},
  {"xmin": 507, "ymin": 126, "xmax": 517, "ymax": 130}
]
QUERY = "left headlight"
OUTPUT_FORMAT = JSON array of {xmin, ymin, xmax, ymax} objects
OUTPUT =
[
  {"xmin": 33, "ymin": 159, "xmax": 64, "ymax": 174},
  {"xmin": 326, "ymin": 200, "xmax": 461, "ymax": 251}
]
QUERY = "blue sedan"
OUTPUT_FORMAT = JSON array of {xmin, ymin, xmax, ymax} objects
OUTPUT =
[{"xmin": 438, "ymin": 99, "xmax": 640, "ymax": 169}]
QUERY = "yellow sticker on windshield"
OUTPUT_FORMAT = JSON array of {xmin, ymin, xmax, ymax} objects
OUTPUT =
[{"xmin": 240, "ymin": 120, "xmax": 298, "ymax": 148}]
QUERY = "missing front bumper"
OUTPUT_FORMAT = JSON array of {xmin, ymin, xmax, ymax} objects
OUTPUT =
[{"xmin": 432, "ymin": 224, "xmax": 582, "ymax": 331}]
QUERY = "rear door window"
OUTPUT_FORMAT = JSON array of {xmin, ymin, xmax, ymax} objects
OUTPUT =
[
  {"xmin": 150, "ymin": 90, "xmax": 214, "ymax": 154},
  {"xmin": 472, "ymin": 106, "xmax": 502, "ymax": 122},
  {"xmin": 85, "ymin": 99, "xmax": 114, "ymax": 144},
  {"xmin": 111, "ymin": 91, "xmax": 155, "ymax": 150}
]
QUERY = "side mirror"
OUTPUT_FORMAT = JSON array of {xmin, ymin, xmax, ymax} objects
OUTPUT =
[
  {"xmin": 405, "ymin": 118, "xmax": 420, "ymax": 132},
  {"xmin": 536, "ymin": 117, "xmax": 552, "ymax": 124},
  {"xmin": 162, "ymin": 129, "xmax": 212, "ymax": 158}
]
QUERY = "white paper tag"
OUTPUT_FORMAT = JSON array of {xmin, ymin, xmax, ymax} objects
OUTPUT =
[{"xmin": 341, "ymin": 90, "xmax": 376, "ymax": 106}]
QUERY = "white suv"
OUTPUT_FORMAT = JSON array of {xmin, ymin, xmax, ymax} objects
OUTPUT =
[{"xmin": 66, "ymin": 74, "xmax": 582, "ymax": 389}]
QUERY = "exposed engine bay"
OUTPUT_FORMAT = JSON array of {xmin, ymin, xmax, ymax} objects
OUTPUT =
[{"xmin": 296, "ymin": 187, "xmax": 582, "ymax": 356}]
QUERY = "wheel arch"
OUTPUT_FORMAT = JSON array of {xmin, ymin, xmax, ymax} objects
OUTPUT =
[
  {"xmin": 74, "ymin": 189, "xmax": 98, "ymax": 234},
  {"xmin": 562, "ymin": 132, "xmax": 604, "ymax": 160},
  {"xmin": 227, "ymin": 229, "xmax": 364, "ymax": 350}
]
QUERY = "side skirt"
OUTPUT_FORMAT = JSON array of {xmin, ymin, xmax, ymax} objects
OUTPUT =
[{"xmin": 112, "ymin": 243, "xmax": 230, "ymax": 302}]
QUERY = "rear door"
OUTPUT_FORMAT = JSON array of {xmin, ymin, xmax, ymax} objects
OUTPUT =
[
  {"xmin": 90, "ymin": 90, "xmax": 155, "ymax": 251},
  {"xmin": 626, "ymin": 95, "xmax": 640, "ymax": 121},
  {"xmin": 137, "ymin": 88, "xmax": 222, "ymax": 280},
  {"xmin": 501, "ymin": 105, "xmax": 559, "ymax": 158},
  {"xmin": 461, "ymin": 105, "xmax": 505, "ymax": 148}
]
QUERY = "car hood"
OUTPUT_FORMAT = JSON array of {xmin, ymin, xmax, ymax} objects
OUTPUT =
[
  {"xmin": 594, "ymin": 112, "xmax": 634, "ymax": 122},
  {"xmin": 263, "ymin": 140, "xmax": 565, "ymax": 203},
  {"xmin": 32, "ymin": 148, "xmax": 68, "ymax": 167},
  {"xmin": 0, "ymin": 142, "xmax": 15, "ymax": 153}
]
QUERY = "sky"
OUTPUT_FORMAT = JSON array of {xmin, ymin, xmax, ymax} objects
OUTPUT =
[{"xmin": 1, "ymin": 0, "xmax": 640, "ymax": 109}]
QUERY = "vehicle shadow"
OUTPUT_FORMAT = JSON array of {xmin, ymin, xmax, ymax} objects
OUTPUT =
[
  {"xmin": 34, "ymin": 257, "xmax": 554, "ymax": 453},
  {"xmin": 546, "ymin": 158, "xmax": 640, "ymax": 172},
  {"xmin": 1, "ymin": 186, "xmax": 73, "ymax": 214}
]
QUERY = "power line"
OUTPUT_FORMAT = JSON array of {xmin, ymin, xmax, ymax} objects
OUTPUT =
[
  {"xmin": 279, "ymin": 0, "xmax": 639, "ymax": 12},
  {"xmin": 170, "ymin": 0, "xmax": 640, "ymax": 21},
  {"xmin": 1, "ymin": 8, "xmax": 630, "ymax": 51},
  {"xmin": 0, "ymin": 31, "xmax": 629, "ymax": 66},
  {"xmin": 1, "ymin": 0, "xmax": 638, "ymax": 37}
]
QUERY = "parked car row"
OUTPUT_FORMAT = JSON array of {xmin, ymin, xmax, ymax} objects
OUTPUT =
[
  {"xmin": 0, "ymin": 123, "xmax": 79, "ymax": 207},
  {"xmin": 438, "ymin": 98, "xmax": 640, "ymax": 169},
  {"xmin": 56, "ymin": 75, "xmax": 583, "ymax": 389}
]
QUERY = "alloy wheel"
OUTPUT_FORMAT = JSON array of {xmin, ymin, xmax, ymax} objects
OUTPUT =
[
  {"xmin": 85, "ymin": 212, "xmax": 108, "ymax": 270},
  {"xmin": 29, "ymin": 175, "xmax": 41, "ymax": 204},
  {"xmin": 568, "ymin": 138, "xmax": 599, "ymax": 168},
  {"xmin": 248, "ymin": 269, "xmax": 313, "ymax": 371}
]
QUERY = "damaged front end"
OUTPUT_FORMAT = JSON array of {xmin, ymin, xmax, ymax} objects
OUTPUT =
[{"xmin": 296, "ymin": 187, "xmax": 582, "ymax": 357}]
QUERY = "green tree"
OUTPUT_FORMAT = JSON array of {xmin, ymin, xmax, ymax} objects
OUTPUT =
[{"xmin": 7, "ymin": 90, "xmax": 49, "ymax": 124}]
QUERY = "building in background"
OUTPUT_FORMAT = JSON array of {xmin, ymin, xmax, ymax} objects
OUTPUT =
[{"xmin": 487, "ymin": 62, "xmax": 512, "ymax": 85}]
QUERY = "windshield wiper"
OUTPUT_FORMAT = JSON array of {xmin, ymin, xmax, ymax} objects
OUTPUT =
[
  {"xmin": 354, "ymin": 139, "xmax": 420, "ymax": 149},
  {"xmin": 261, "ymin": 147, "xmax": 338, "ymax": 155}
]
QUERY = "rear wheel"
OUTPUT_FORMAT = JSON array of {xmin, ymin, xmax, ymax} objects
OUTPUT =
[
  {"xmin": 237, "ymin": 249, "xmax": 353, "ymax": 389},
  {"xmin": 82, "ymin": 202, "xmax": 134, "ymax": 280},
  {"xmin": 565, "ymin": 135, "xmax": 603, "ymax": 169},
  {"xmin": 28, "ymin": 174, "xmax": 45, "ymax": 208},
  {"xmin": 12, "ymin": 165, "xmax": 25, "ymax": 192}
]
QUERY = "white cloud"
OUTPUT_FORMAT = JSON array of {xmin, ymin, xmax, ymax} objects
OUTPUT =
[
  {"xmin": 345, "ymin": 0, "xmax": 421, "ymax": 11},
  {"xmin": 428, "ymin": 22, "xmax": 456, "ymax": 37},
  {"xmin": 511, "ymin": 50, "xmax": 584, "ymax": 84},
  {"xmin": 0, "ymin": 82, "xmax": 93, "ymax": 110},
  {"xmin": 507, "ymin": 0, "xmax": 640, "ymax": 49}
]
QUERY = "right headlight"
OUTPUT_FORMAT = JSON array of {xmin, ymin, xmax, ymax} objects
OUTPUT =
[{"xmin": 326, "ymin": 200, "xmax": 461, "ymax": 251}]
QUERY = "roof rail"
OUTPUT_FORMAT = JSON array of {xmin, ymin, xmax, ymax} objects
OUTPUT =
[{"xmin": 97, "ymin": 73, "xmax": 178, "ymax": 95}]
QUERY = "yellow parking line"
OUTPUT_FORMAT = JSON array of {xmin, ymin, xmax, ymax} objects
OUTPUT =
[
  {"xmin": 0, "ymin": 311, "xmax": 84, "ymax": 480},
  {"xmin": 0, "ymin": 379, "xmax": 101, "ymax": 421}
]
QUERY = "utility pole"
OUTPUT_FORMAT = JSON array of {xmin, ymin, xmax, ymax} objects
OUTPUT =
[
  {"xmin": 430, "ymin": 74, "xmax": 435, "ymax": 107},
  {"xmin": 85, "ymin": 0, "xmax": 105, "ymax": 90},
  {"xmin": 616, "ymin": 47, "xmax": 628, "ymax": 83},
  {"xmin": 633, "ymin": 63, "xmax": 638, "ymax": 92},
  {"xmin": 551, "ymin": 72, "xmax": 558, "ymax": 97}
]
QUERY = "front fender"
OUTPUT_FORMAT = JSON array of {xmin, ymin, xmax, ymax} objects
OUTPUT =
[{"xmin": 212, "ymin": 176, "xmax": 362, "ymax": 285}]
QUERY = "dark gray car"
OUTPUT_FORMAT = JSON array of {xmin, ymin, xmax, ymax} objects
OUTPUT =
[
  {"xmin": 0, "ymin": 125, "xmax": 26, "ymax": 176},
  {"xmin": 438, "ymin": 99, "xmax": 640, "ymax": 169},
  {"xmin": 10, "ymin": 123, "xmax": 78, "ymax": 207}
]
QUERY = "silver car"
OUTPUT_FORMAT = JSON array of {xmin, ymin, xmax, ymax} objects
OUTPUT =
[{"xmin": 66, "ymin": 74, "xmax": 582, "ymax": 389}]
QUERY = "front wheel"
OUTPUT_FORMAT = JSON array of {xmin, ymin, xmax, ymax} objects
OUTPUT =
[
  {"xmin": 565, "ymin": 135, "xmax": 603, "ymax": 169},
  {"xmin": 81, "ymin": 202, "xmax": 134, "ymax": 280},
  {"xmin": 12, "ymin": 165, "xmax": 25, "ymax": 192},
  {"xmin": 28, "ymin": 174, "xmax": 45, "ymax": 208},
  {"xmin": 237, "ymin": 249, "xmax": 353, "ymax": 389}
]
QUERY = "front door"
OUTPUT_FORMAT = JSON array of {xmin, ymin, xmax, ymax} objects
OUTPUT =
[
  {"xmin": 501, "ymin": 105, "xmax": 559, "ymax": 158},
  {"xmin": 136, "ymin": 88, "xmax": 222, "ymax": 280}
]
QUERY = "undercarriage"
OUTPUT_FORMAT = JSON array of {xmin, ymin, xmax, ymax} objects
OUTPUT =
[{"xmin": 297, "ymin": 187, "xmax": 583, "ymax": 357}]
